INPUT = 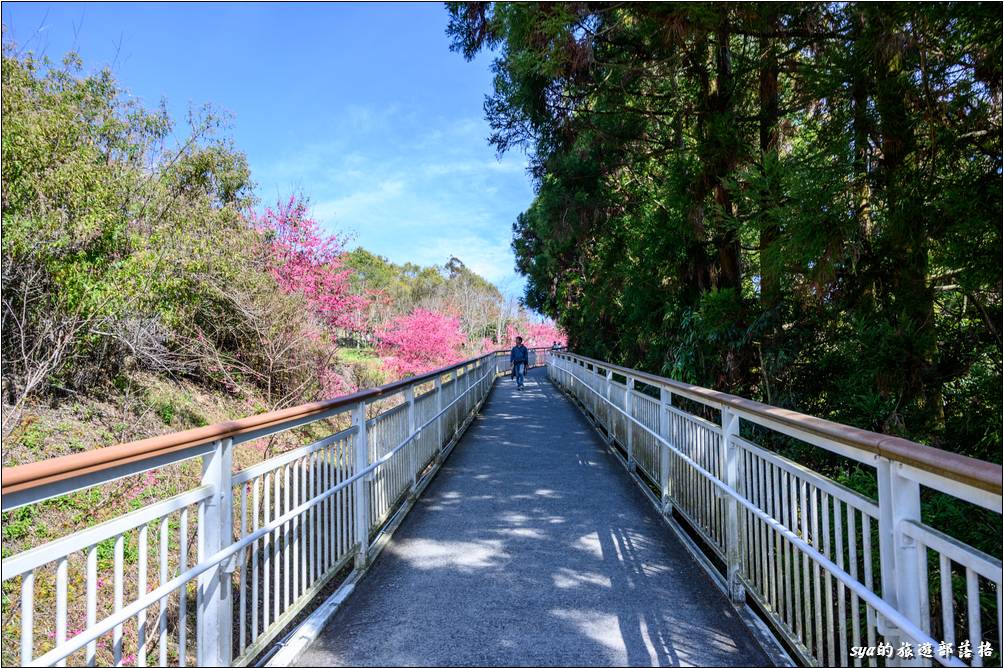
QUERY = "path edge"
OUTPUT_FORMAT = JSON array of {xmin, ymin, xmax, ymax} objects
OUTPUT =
[
  {"xmin": 262, "ymin": 376, "xmax": 499, "ymax": 667},
  {"xmin": 547, "ymin": 373, "xmax": 796, "ymax": 668}
]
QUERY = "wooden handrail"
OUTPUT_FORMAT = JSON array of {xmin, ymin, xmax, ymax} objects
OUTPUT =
[
  {"xmin": 1, "ymin": 348, "xmax": 555, "ymax": 497},
  {"xmin": 557, "ymin": 352, "xmax": 1002, "ymax": 495}
]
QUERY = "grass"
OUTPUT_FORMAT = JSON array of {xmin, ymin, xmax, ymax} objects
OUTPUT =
[
  {"xmin": 17, "ymin": 419, "xmax": 48, "ymax": 457},
  {"xmin": 336, "ymin": 346, "xmax": 388, "ymax": 389},
  {"xmin": 335, "ymin": 346, "xmax": 379, "ymax": 364}
]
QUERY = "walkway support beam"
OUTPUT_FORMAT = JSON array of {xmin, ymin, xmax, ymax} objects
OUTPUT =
[
  {"xmin": 721, "ymin": 408, "xmax": 745, "ymax": 604},
  {"xmin": 625, "ymin": 376, "xmax": 635, "ymax": 471},
  {"xmin": 659, "ymin": 387, "xmax": 673, "ymax": 516},
  {"xmin": 198, "ymin": 438, "xmax": 234, "ymax": 666},
  {"xmin": 878, "ymin": 457, "xmax": 924, "ymax": 663},
  {"xmin": 353, "ymin": 400, "xmax": 370, "ymax": 569}
]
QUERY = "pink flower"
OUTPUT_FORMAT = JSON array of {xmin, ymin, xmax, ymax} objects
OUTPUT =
[
  {"xmin": 377, "ymin": 308, "xmax": 466, "ymax": 378},
  {"xmin": 251, "ymin": 196, "xmax": 366, "ymax": 331},
  {"xmin": 317, "ymin": 366, "xmax": 352, "ymax": 397},
  {"xmin": 506, "ymin": 321, "xmax": 566, "ymax": 348},
  {"xmin": 124, "ymin": 470, "xmax": 157, "ymax": 501}
]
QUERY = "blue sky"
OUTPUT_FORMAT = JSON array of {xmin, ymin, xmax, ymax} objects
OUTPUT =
[{"xmin": 2, "ymin": 2, "xmax": 534, "ymax": 295}]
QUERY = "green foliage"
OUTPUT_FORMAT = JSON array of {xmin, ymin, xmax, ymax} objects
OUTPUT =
[
  {"xmin": 155, "ymin": 401, "xmax": 176, "ymax": 425},
  {"xmin": 2, "ymin": 506, "xmax": 36, "ymax": 543},
  {"xmin": 1, "ymin": 45, "xmax": 260, "ymax": 418},
  {"xmin": 449, "ymin": 2, "xmax": 1002, "ymax": 466},
  {"xmin": 0, "ymin": 41, "xmax": 547, "ymax": 447},
  {"xmin": 0, "ymin": 45, "xmax": 374, "ymax": 422},
  {"xmin": 450, "ymin": 0, "xmax": 1003, "ymax": 578},
  {"xmin": 16, "ymin": 420, "xmax": 47, "ymax": 457}
]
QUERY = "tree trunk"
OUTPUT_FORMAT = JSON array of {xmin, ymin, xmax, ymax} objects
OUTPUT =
[
  {"xmin": 868, "ymin": 5, "xmax": 939, "ymax": 435},
  {"xmin": 758, "ymin": 7, "xmax": 781, "ymax": 310},
  {"xmin": 712, "ymin": 14, "xmax": 742, "ymax": 292}
]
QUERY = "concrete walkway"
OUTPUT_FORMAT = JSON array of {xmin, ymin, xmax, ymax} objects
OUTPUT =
[{"xmin": 295, "ymin": 367, "xmax": 771, "ymax": 667}]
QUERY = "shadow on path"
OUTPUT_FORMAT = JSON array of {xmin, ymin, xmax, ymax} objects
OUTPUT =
[{"xmin": 295, "ymin": 368, "xmax": 771, "ymax": 667}]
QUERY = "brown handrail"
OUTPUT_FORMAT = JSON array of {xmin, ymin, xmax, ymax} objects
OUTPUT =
[
  {"xmin": 557, "ymin": 352, "xmax": 1002, "ymax": 496},
  {"xmin": 1, "ymin": 348, "xmax": 554, "ymax": 497}
]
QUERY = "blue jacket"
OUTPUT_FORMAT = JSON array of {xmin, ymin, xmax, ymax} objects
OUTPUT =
[{"xmin": 510, "ymin": 344, "xmax": 529, "ymax": 365}]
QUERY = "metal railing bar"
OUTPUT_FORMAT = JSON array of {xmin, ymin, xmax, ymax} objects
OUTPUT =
[
  {"xmin": 554, "ymin": 353, "xmax": 1002, "ymax": 494},
  {"xmin": 228, "ymin": 405, "xmax": 353, "ymax": 449},
  {"xmin": 900, "ymin": 520, "xmax": 1002, "ymax": 582},
  {"xmin": 1, "ymin": 440, "xmax": 219, "ymax": 513},
  {"xmin": 415, "ymin": 369, "xmax": 491, "ymax": 434},
  {"xmin": 232, "ymin": 428, "xmax": 355, "ymax": 485},
  {"xmin": 733, "ymin": 436, "xmax": 880, "ymax": 518},
  {"xmin": 1, "ymin": 485, "xmax": 214, "ymax": 580},
  {"xmin": 25, "ymin": 360, "xmax": 503, "ymax": 668},
  {"xmin": 554, "ymin": 360, "xmax": 966, "ymax": 666},
  {"xmin": 27, "ymin": 459, "xmax": 373, "ymax": 666},
  {"xmin": 894, "ymin": 461, "xmax": 1001, "ymax": 512}
]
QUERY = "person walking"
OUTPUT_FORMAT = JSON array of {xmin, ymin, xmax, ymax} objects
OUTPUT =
[{"xmin": 510, "ymin": 336, "xmax": 529, "ymax": 390}]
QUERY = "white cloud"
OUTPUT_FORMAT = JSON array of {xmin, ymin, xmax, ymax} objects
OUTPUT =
[
  {"xmin": 420, "ymin": 159, "xmax": 524, "ymax": 178},
  {"xmin": 411, "ymin": 234, "xmax": 515, "ymax": 284},
  {"xmin": 258, "ymin": 104, "xmax": 534, "ymax": 298},
  {"xmin": 310, "ymin": 178, "xmax": 407, "ymax": 222}
]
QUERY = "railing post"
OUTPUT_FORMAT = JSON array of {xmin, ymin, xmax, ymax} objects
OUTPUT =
[
  {"xmin": 720, "ymin": 408, "xmax": 746, "ymax": 604},
  {"xmin": 625, "ymin": 376, "xmax": 636, "ymax": 471},
  {"xmin": 405, "ymin": 386, "xmax": 417, "ymax": 498},
  {"xmin": 604, "ymin": 369, "xmax": 613, "ymax": 434},
  {"xmin": 197, "ymin": 438, "xmax": 233, "ymax": 666},
  {"xmin": 659, "ymin": 387, "xmax": 673, "ymax": 516},
  {"xmin": 469, "ymin": 365, "xmax": 475, "ymax": 409},
  {"xmin": 462, "ymin": 366, "xmax": 469, "ymax": 415},
  {"xmin": 465, "ymin": 365, "xmax": 472, "ymax": 414},
  {"xmin": 453, "ymin": 371, "xmax": 461, "ymax": 436},
  {"xmin": 353, "ymin": 400, "xmax": 370, "ymax": 569},
  {"xmin": 435, "ymin": 374, "xmax": 444, "ymax": 462},
  {"xmin": 442, "ymin": 371, "xmax": 451, "ymax": 441},
  {"xmin": 877, "ymin": 457, "xmax": 923, "ymax": 661}
]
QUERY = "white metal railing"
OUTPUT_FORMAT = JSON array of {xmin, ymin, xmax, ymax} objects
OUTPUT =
[
  {"xmin": 548, "ymin": 352, "xmax": 1002, "ymax": 668},
  {"xmin": 1, "ymin": 348, "xmax": 554, "ymax": 667}
]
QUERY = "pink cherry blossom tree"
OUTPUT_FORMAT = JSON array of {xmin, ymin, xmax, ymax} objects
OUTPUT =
[
  {"xmin": 503, "ymin": 320, "xmax": 567, "ymax": 349},
  {"xmin": 523, "ymin": 321, "xmax": 567, "ymax": 348},
  {"xmin": 255, "ymin": 195, "xmax": 365, "ymax": 331},
  {"xmin": 377, "ymin": 308, "xmax": 466, "ymax": 378}
]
